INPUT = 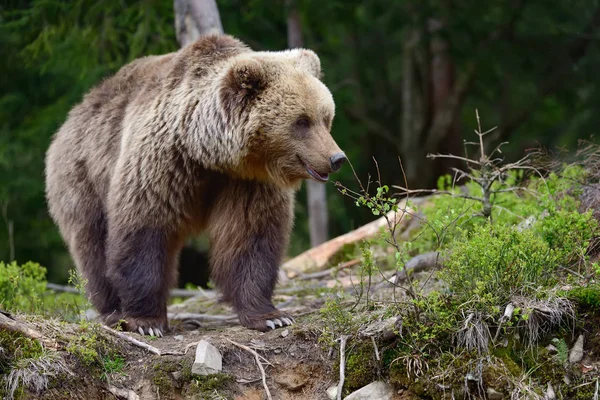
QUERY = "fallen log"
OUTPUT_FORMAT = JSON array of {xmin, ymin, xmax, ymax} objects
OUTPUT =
[
  {"xmin": 282, "ymin": 198, "xmax": 423, "ymax": 277},
  {"xmin": 0, "ymin": 311, "xmax": 59, "ymax": 350}
]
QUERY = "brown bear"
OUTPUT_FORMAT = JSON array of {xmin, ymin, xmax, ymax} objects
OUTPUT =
[{"xmin": 45, "ymin": 34, "xmax": 346, "ymax": 336}]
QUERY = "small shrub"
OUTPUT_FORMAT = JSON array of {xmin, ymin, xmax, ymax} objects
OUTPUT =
[
  {"xmin": 0, "ymin": 261, "xmax": 46, "ymax": 313},
  {"xmin": 318, "ymin": 294, "xmax": 355, "ymax": 347},
  {"xmin": 442, "ymin": 223, "xmax": 559, "ymax": 304}
]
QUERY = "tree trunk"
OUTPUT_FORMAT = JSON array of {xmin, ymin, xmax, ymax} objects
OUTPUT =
[
  {"xmin": 174, "ymin": 0, "xmax": 223, "ymax": 47},
  {"xmin": 173, "ymin": 0, "xmax": 224, "ymax": 287},
  {"xmin": 428, "ymin": 19, "xmax": 462, "ymax": 180},
  {"xmin": 286, "ymin": 0, "xmax": 329, "ymax": 247}
]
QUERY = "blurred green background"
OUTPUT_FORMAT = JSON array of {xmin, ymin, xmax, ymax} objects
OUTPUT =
[{"xmin": 1, "ymin": 0, "xmax": 599, "ymax": 284}]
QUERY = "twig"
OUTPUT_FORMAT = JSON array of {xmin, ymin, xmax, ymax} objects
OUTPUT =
[
  {"xmin": 0, "ymin": 312, "xmax": 59, "ymax": 350},
  {"xmin": 100, "ymin": 326, "xmax": 183, "ymax": 356},
  {"xmin": 371, "ymin": 336, "xmax": 380, "ymax": 361},
  {"xmin": 337, "ymin": 335, "xmax": 349, "ymax": 400},
  {"xmin": 226, "ymin": 339, "xmax": 272, "ymax": 400}
]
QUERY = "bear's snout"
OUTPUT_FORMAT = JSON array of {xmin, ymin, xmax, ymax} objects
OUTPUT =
[{"xmin": 329, "ymin": 152, "xmax": 347, "ymax": 172}]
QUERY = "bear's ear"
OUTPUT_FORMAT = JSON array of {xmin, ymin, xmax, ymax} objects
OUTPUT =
[
  {"xmin": 286, "ymin": 49, "xmax": 322, "ymax": 79},
  {"xmin": 224, "ymin": 57, "xmax": 267, "ymax": 96},
  {"xmin": 220, "ymin": 57, "xmax": 268, "ymax": 113}
]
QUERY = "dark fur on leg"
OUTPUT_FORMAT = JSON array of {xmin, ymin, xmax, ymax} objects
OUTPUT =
[
  {"xmin": 106, "ymin": 227, "xmax": 174, "ymax": 335},
  {"xmin": 208, "ymin": 180, "xmax": 294, "ymax": 331},
  {"xmin": 68, "ymin": 210, "xmax": 122, "ymax": 317}
]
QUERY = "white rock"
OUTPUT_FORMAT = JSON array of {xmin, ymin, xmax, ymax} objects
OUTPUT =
[
  {"xmin": 344, "ymin": 381, "xmax": 394, "ymax": 400},
  {"xmin": 487, "ymin": 388, "xmax": 503, "ymax": 400},
  {"xmin": 546, "ymin": 382, "xmax": 556, "ymax": 399},
  {"xmin": 281, "ymin": 329, "xmax": 289, "ymax": 338},
  {"xmin": 327, "ymin": 385, "xmax": 338, "ymax": 400},
  {"xmin": 174, "ymin": 335, "xmax": 184, "ymax": 341},
  {"xmin": 192, "ymin": 340, "xmax": 222, "ymax": 376},
  {"xmin": 569, "ymin": 335, "xmax": 584, "ymax": 363},
  {"xmin": 545, "ymin": 344, "xmax": 558, "ymax": 354},
  {"xmin": 85, "ymin": 308, "xmax": 98, "ymax": 321}
]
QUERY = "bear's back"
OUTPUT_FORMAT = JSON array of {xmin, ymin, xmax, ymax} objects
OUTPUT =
[{"xmin": 46, "ymin": 35, "xmax": 250, "ymax": 205}]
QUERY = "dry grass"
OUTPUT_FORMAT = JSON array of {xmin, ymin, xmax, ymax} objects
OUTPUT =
[
  {"xmin": 512, "ymin": 294, "xmax": 575, "ymax": 349},
  {"xmin": 455, "ymin": 311, "xmax": 491, "ymax": 354},
  {"xmin": 4, "ymin": 352, "xmax": 73, "ymax": 400}
]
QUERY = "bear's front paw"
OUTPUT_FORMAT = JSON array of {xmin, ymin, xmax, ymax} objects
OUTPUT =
[
  {"xmin": 239, "ymin": 310, "xmax": 295, "ymax": 332},
  {"xmin": 106, "ymin": 314, "xmax": 167, "ymax": 337}
]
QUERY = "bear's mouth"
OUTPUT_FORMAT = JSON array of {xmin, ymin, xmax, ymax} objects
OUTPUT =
[{"xmin": 298, "ymin": 156, "xmax": 329, "ymax": 182}]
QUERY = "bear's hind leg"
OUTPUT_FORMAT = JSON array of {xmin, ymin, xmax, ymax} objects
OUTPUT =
[
  {"xmin": 65, "ymin": 208, "xmax": 121, "ymax": 320},
  {"xmin": 106, "ymin": 226, "xmax": 179, "ymax": 337}
]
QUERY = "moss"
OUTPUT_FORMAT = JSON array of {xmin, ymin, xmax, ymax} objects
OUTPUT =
[
  {"xmin": 341, "ymin": 342, "xmax": 378, "ymax": 393},
  {"xmin": 152, "ymin": 359, "xmax": 181, "ymax": 390},
  {"xmin": 64, "ymin": 321, "xmax": 124, "ymax": 382},
  {"xmin": 185, "ymin": 373, "xmax": 234, "ymax": 399},
  {"xmin": 491, "ymin": 347, "xmax": 522, "ymax": 377},
  {"xmin": 568, "ymin": 284, "xmax": 600, "ymax": 311},
  {"xmin": 0, "ymin": 330, "xmax": 44, "ymax": 374}
]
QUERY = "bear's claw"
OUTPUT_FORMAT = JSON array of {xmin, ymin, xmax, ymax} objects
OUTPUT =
[
  {"xmin": 240, "ymin": 310, "xmax": 295, "ymax": 332},
  {"xmin": 265, "ymin": 317, "xmax": 294, "ymax": 330},
  {"xmin": 137, "ymin": 327, "xmax": 163, "ymax": 337}
]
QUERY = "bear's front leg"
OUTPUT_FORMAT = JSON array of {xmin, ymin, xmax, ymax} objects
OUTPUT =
[
  {"xmin": 106, "ymin": 226, "xmax": 174, "ymax": 337},
  {"xmin": 208, "ymin": 183, "xmax": 294, "ymax": 332}
]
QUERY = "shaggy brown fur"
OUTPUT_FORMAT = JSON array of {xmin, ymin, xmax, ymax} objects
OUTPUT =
[{"xmin": 45, "ymin": 34, "xmax": 345, "ymax": 334}]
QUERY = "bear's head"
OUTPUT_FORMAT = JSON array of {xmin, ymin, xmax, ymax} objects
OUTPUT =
[{"xmin": 220, "ymin": 49, "xmax": 346, "ymax": 188}]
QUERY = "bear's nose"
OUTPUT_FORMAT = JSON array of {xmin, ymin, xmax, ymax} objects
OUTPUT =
[{"xmin": 330, "ymin": 152, "xmax": 347, "ymax": 172}]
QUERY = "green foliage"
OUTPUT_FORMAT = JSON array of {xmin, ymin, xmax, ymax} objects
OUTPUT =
[
  {"xmin": 442, "ymin": 223, "xmax": 559, "ymax": 304},
  {"xmin": 0, "ymin": 331, "xmax": 44, "ymax": 375},
  {"xmin": 189, "ymin": 373, "xmax": 234, "ymax": 399},
  {"xmin": 342, "ymin": 343, "xmax": 377, "ymax": 392},
  {"xmin": 568, "ymin": 285, "xmax": 600, "ymax": 310},
  {"xmin": 0, "ymin": 261, "xmax": 47, "ymax": 313},
  {"xmin": 65, "ymin": 321, "xmax": 120, "ymax": 370},
  {"xmin": 318, "ymin": 294, "xmax": 355, "ymax": 347},
  {"xmin": 100, "ymin": 355, "xmax": 126, "ymax": 382},
  {"xmin": 0, "ymin": 261, "xmax": 89, "ymax": 320},
  {"xmin": 552, "ymin": 338, "xmax": 569, "ymax": 364},
  {"xmin": 395, "ymin": 292, "xmax": 458, "ymax": 355}
]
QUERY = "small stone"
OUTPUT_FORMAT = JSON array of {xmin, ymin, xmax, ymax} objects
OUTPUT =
[
  {"xmin": 192, "ymin": 340, "xmax": 222, "ymax": 376},
  {"xmin": 546, "ymin": 383, "xmax": 556, "ymax": 400},
  {"xmin": 486, "ymin": 388, "xmax": 503, "ymax": 400},
  {"xmin": 326, "ymin": 385, "xmax": 338, "ymax": 400},
  {"xmin": 275, "ymin": 372, "xmax": 307, "ymax": 391},
  {"xmin": 85, "ymin": 308, "xmax": 98, "ymax": 321},
  {"xmin": 569, "ymin": 335, "xmax": 584, "ymax": 363},
  {"xmin": 281, "ymin": 329, "xmax": 289, "ymax": 338},
  {"xmin": 274, "ymin": 349, "xmax": 282, "ymax": 354},
  {"xmin": 171, "ymin": 371, "xmax": 182, "ymax": 381},
  {"xmin": 174, "ymin": 335, "xmax": 184, "ymax": 341},
  {"xmin": 344, "ymin": 381, "xmax": 394, "ymax": 400},
  {"xmin": 545, "ymin": 344, "xmax": 558, "ymax": 354}
]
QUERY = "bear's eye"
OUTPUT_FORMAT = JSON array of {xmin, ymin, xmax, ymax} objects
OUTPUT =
[
  {"xmin": 295, "ymin": 117, "xmax": 310, "ymax": 129},
  {"xmin": 293, "ymin": 116, "xmax": 311, "ymax": 139}
]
